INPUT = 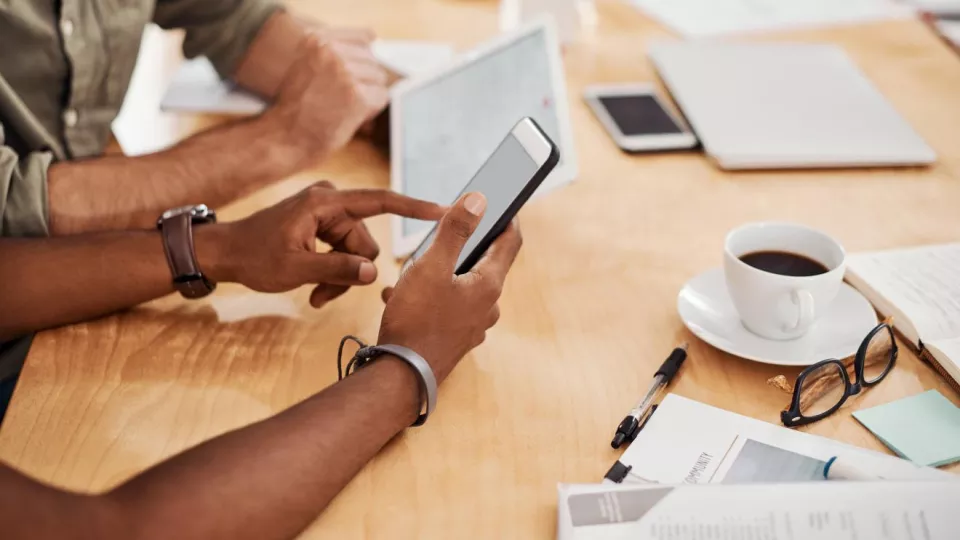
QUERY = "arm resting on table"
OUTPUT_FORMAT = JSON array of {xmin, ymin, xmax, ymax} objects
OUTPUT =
[
  {"xmin": 0, "ymin": 356, "xmax": 420, "ymax": 540},
  {"xmin": 46, "ymin": 114, "xmax": 305, "ymax": 235},
  {"xmin": 0, "ymin": 226, "xmax": 234, "ymax": 340}
]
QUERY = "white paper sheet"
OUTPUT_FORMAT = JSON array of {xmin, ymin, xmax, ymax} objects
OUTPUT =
[
  {"xmin": 558, "ymin": 481, "xmax": 960, "ymax": 540},
  {"xmin": 159, "ymin": 40, "xmax": 456, "ymax": 115},
  {"xmin": 611, "ymin": 395, "xmax": 951, "ymax": 485},
  {"xmin": 628, "ymin": 0, "xmax": 915, "ymax": 38},
  {"xmin": 936, "ymin": 20, "xmax": 960, "ymax": 47}
]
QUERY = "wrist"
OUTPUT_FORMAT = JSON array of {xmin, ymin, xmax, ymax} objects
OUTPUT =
[
  {"xmin": 193, "ymin": 223, "xmax": 236, "ymax": 284},
  {"xmin": 360, "ymin": 355, "xmax": 421, "ymax": 427},
  {"xmin": 255, "ymin": 109, "xmax": 324, "ymax": 173}
]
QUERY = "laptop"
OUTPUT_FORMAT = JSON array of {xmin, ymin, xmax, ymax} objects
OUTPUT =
[{"xmin": 648, "ymin": 42, "xmax": 937, "ymax": 170}]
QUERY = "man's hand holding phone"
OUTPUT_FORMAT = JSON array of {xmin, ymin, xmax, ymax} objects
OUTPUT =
[{"xmin": 378, "ymin": 193, "xmax": 523, "ymax": 383}]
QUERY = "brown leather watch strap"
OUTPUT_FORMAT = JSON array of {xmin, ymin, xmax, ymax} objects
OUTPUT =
[{"xmin": 160, "ymin": 213, "xmax": 215, "ymax": 299}]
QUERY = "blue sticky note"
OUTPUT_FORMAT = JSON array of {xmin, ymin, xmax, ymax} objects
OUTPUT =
[{"xmin": 853, "ymin": 390, "xmax": 960, "ymax": 467}]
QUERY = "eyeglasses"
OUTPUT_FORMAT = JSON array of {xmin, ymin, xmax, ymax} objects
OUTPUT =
[{"xmin": 780, "ymin": 321, "xmax": 898, "ymax": 427}]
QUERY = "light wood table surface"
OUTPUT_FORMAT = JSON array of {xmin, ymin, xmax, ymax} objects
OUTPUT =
[{"xmin": 2, "ymin": 1, "xmax": 960, "ymax": 538}]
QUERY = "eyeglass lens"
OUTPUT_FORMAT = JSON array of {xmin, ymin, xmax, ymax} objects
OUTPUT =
[
  {"xmin": 797, "ymin": 362, "xmax": 847, "ymax": 418},
  {"xmin": 862, "ymin": 326, "xmax": 895, "ymax": 384}
]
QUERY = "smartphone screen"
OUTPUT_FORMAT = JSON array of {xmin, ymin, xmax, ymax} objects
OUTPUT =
[
  {"xmin": 598, "ymin": 95, "xmax": 682, "ymax": 136},
  {"xmin": 409, "ymin": 130, "xmax": 548, "ymax": 272}
]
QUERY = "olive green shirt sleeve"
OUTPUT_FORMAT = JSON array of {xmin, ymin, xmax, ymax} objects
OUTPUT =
[
  {"xmin": 152, "ymin": 0, "xmax": 282, "ymax": 78},
  {"xmin": 0, "ymin": 123, "xmax": 51, "ymax": 238}
]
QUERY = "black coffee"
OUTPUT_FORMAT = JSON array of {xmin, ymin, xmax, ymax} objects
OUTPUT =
[{"xmin": 739, "ymin": 250, "xmax": 830, "ymax": 277}]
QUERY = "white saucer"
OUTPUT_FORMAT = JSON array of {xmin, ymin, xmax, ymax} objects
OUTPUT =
[{"xmin": 677, "ymin": 268, "xmax": 878, "ymax": 366}]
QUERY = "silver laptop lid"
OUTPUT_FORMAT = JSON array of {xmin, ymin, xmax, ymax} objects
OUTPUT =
[{"xmin": 649, "ymin": 42, "xmax": 936, "ymax": 170}]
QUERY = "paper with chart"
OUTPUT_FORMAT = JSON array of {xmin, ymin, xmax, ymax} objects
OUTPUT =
[
  {"xmin": 557, "ymin": 481, "xmax": 960, "ymax": 540},
  {"xmin": 628, "ymin": 0, "xmax": 915, "ymax": 38},
  {"xmin": 611, "ymin": 395, "xmax": 950, "ymax": 485}
]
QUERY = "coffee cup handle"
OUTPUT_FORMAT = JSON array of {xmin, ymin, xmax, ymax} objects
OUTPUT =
[{"xmin": 788, "ymin": 290, "xmax": 816, "ymax": 332}]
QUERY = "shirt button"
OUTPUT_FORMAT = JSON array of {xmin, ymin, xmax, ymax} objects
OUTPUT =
[
  {"xmin": 60, "ymin": 19, "xmax": 75, "ymax": 38},
  {"xmin": 63, "ymin": 109, "xmax": 79, "ymax": 128}
]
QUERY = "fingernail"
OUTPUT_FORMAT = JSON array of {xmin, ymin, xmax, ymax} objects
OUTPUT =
[
  {"xmin": 464, "ymin": 193, "xmax": 486, "ymax": 216},
  {"xmin": 359, "ymin": 262, "xmax": 377, "ymax": 283}
]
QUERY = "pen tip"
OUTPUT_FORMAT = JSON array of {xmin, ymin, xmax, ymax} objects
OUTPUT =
[{"xmin": 679, "ymin": 342, "xmax": 689, "ymax": 351}]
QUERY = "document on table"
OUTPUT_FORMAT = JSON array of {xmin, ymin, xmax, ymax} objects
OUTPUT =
[
  {"xmin": 628, "ymin": 0, "xmax": 915, "ymax": 38},
  {"xmin": 935, "ymin": 19, "xmax": 960, "ymax": 48},
  {"xmin": 608, "ymin": 395, "xmax": 951, "ymax": 485},
  {"xmin": 160, "ymin": 40, "xmax": 456, "ymax": 115},
  {"xmin": 558, "ymin": 481, "xmax": 960, "ymax": 540}
]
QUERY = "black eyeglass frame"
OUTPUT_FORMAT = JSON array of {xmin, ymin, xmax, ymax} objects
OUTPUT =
[{"xmin": 781, "ymin": 322, "xmax": 898, "ymax": 427}]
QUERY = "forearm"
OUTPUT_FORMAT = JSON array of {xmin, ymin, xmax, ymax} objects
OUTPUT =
[
  {"xmin": 0, "ymin": 226, "xmax": 229, "ymax": 341},
  {"xmin": 112, "ymin": 357, "xmax": 418, "ymax": 540},
  {"xmin": 46, "ymin": 114, "xmax": 305, "ymax": 235},
  {"xmin": 1, "ymin": 357, "xmax": 419, "ymax": 540},
  {"xmin": 233, "ymin": 10, "xmax": 308, "ymax": 98}
]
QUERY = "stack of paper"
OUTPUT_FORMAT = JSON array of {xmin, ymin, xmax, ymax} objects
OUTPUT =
[{"xmin": 556, "ymin": 395, "xmax": 956, "ymax": 539}]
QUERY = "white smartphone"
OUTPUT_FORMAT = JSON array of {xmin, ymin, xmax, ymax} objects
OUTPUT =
[
  {"xmin": 404, "ymin": 117, "xmax": 559, "ymax": 275},
  {"xmin": 583, "ymin": 83, "xmax": 698, "ymax": 153}
]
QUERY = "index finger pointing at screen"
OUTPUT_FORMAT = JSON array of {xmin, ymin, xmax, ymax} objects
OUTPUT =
[{"xmin": 340, "ymin": 190, "xmax": 446, "ymax": 220}]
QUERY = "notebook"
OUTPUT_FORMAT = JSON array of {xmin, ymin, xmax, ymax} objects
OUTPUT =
[{"xmin": 845, "ymin": 243, "xmax": 960, "ymax": 392}]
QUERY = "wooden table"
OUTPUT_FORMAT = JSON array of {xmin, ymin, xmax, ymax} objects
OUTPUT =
[{"xmin": 3, "ymin": 1, "xmax": 960, "ymax": 538}]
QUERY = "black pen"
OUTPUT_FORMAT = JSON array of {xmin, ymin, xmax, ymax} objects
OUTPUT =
[{"xmin": 610, "ymin": 343, "xmax": 688, "ymax": 449}]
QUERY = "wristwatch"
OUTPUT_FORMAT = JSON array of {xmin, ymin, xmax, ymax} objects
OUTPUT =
[{"xmin": 156, "ymin": 204, "xmax": 217, "ymax": 299}]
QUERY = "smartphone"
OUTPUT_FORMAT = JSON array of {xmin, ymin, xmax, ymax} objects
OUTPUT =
[
  {"xmin": 583, "ymin": 83, "xmax": 698, "ymax": 153},
  {"xmin": 405, "ymin": 117, "xmax": 560, "ymax": 275}
]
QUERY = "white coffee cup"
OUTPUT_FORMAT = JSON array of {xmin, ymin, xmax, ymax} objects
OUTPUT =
[{"xmin": 723, "ymin": 222, "xmax": 846, "ymax": 341}]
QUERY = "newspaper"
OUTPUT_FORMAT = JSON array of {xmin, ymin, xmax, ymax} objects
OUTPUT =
[{"xmin": 558, "ymin": 481, "xmax": 960, "ymax": 540}]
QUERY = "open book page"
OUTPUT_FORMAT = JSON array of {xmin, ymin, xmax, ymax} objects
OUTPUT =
[
  {"xmin": 846, "ymin": 243, "xmax": 960, "ymax": 344},
  {"xmin": 926, "ymin": 337, "xmax": 960, "ymax": 382}
]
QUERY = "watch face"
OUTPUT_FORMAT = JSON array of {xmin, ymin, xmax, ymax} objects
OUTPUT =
[
  {"xmin": 159, "ymin": 204, "xmax": 215, "ymax": 222},
  {"xmin": 161, "ymin": 205, "xmax": 201, "ymax": 221}
]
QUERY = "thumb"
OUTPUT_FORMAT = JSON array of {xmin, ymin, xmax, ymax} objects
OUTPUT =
[{"xmin": 422, "ymin": 192, "xmax": 486, "ymax": 275}]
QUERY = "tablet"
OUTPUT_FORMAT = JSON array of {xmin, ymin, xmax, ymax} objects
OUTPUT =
[{"xmin": 389, "ymin": 18, "xmax": 578, "ymax": 257}]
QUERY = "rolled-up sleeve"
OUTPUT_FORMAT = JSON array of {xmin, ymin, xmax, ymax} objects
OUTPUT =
[
  {"xmin": 153, "ymin": 0, "xmax": 282, "ymax": 78},
  {"xmin": 0, "ymin": 124, "xmax": 51, "ymax": 238}
]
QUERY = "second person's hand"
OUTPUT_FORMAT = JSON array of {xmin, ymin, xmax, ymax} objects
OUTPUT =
[{"xmin": 266, "ymin": 29, "xmax": 389, "ymax": 169}]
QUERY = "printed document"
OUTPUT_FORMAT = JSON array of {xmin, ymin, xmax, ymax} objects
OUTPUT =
[
  {"xmin": 558, "ymin": 481, "xmax": 960, "ymax": 540},
  {"xmin": 612, "ymin": 395, "xmax": 950, "ymax": 484}
]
